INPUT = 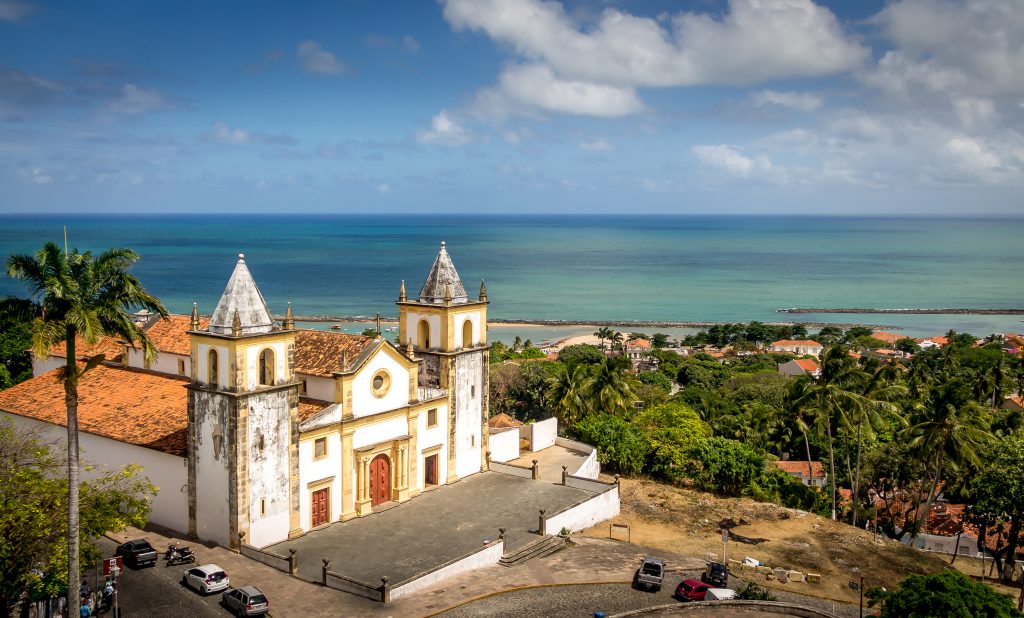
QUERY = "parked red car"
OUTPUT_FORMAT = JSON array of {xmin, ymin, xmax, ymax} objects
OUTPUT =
[{"xmin": 674, "ymin": 578, "xmax": 711, "ymax": 602}]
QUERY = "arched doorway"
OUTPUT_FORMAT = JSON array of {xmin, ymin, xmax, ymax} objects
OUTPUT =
[
  {"xmin": 369, "ymin": 454, "xmax": 391, "ymax": 506},
  {"xmin": 462, "ymin": 319, "xmax": 473, "ymax": 348},
  {"xmin": 417, "ymin": 320, "xmax": 430, "ymax": 349}
]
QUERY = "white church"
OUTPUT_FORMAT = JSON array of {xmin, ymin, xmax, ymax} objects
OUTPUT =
[{"xmin": 0, "ymin": 243, "xmax": 491, "ymax": 549}]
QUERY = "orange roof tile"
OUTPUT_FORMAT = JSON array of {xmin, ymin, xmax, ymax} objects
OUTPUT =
[
  {"xmin": 874, "ymin": 348, "xmax": 897, "ymax": 356},
  {"xmin": 794, "ymin": 358, "xmax": 819, "ymax": 372},
  {"xmin": 626, "ymin": 339, "xmax": 651, "ymax": 349},
  {"xmin": 298, "ymin": 397, "xmax": 331, "ymax": 422},
  {"xmin": 293, "ymin": 330, "xmax": 375, "ymax": 377},
  {"xmin": 49, "ymin": 335, "xmax": 124, "ymax": 363},
  {"xmin": 0, "ymin": 364, "xmax": 188, "ymax": 456},
  {"xmin": 771, "ymin": 339, "xmax": 822, "ymax": 347},
  {"xmin": 145, "ymin": 314, "xmax": 208, "ymax": 356},
  {"xmin": 871, "ymin": 331, "xmax": 902, "ymax": 344},
  {"xmin": 774, "ymin": 460, "xmax": 826, "ymax": 478},
  {"xmin": 488, "ymin": 412, "xmax": 523, "ymax": 429}
]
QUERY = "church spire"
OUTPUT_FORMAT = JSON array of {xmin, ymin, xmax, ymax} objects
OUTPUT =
[
  {"xmin": 209, "ymin": 254, "xmax": 275, "ymax": 336},
  {"xmin": 231, "ymin": 309, "xmax": 242, "ymax": 337},
  {"xmin": 398, "ymin": 279, "xmax": 407, "ymax": 302},
  {"xmin": 418, "ymin": 241, "xmax": 468, "ymax": 305},
  {"xmin": 190, "ymin": 302, "xmax": 200, "ymax": 330},
  {"xmin": 283, "ymin": 302, "xmax": 295, "ymax": 330},
  {"xmin": 479, "ymin": 279, "xmax": 487, "ymax": 302},
  {"xmin": 444, "ymin": 283, "xmax": 452, "ymax": 306}
]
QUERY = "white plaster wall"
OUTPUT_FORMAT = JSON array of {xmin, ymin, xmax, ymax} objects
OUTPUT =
[
  {"xmin": 196, "ymin": 343, "xmax": 228, "ymax": 389},
  {"xmin": 0, "ymin": 411, "xmax": 189, "ymax": 533},
  {"xmin": 416, "ymin": 404, "xmax": 448, "ymax": 489},
  {"xmin": 555, "ymin": 437, "xmax": 599, "ymax": 478},
  {"xmin": 194, "ymin": 393, "xmax": 231, "ymax": 546},
  {"xmin": 244, "ymin": 390, "xmax": 292, "ymax": 547},
  {"xmin": 453, "ymin": 312, "xmax": 481, "ymax": 349},
  {"xmin": 32, "ymin": 356, "xmax": 66, "ymax": 377},
  {"xmin": 454, "ymin": 352, "xmax": 483, "ymax": 479},
  {"xmin": 127, "ymin": 348, "xmax": 190, "ymax": 377},
  {"xmin": 298, "ymin": 432, "xmax": 342, "ymax": 531},
  {"xmin": 353, "ymin": 416, "xmax": 408, "ymax": 450},
  {"xmin": 244, "ymin": 341, "xmax": 288, "ymax": 391},
  {"xmin": 390, "ymin": 540, "xmax": 503, "ymax": 600},
  {"xmin": 488, "ymin": 428, "xmax": 519, "ymax": 463},
  {"xmin": 351, "ymin": 352, "xmax": 410, "ymax": 418},
  {"xmin": 529, "ymin": 417, "xmax": 558, "ymax": 452},
  {"xmin": 403, "ymin": 312, "xmax": 441, "ymax": 349},
  {"xmin": 545, "ymin": 487, "xmax": 620, "ymax": 534},
  {"xmin": 300, "ymin": 375, "xmax": 335, "ymax": 402}
]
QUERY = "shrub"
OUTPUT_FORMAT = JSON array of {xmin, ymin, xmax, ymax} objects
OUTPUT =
[
  {"xmin": 572, "ymin": 413, "xmax": 648, "ymax": 475},
  {"xmin": 737, "ymin": 583, "xmax": 776, "ymax": 601},
  {"xmin": 683, "ymin": 437, "xmax": 764, "ymax": 497},
  {"xmin": 876, "ymin": 569, "xmax": 1022, "ymax": 618}
]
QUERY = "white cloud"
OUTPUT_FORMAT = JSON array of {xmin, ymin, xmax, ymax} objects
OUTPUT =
[
  {"xmin": 692, "ymin": 144, "xmax": 779, "ymax": 180},
  {"xmin": 483, "ymin": 63, "xmax": 643, "ymax": 118},
  {"xmin": 751, "ymin": 90, "xmax": 823, "ymax": 112},
  {"xmin": 943, "ymin": 137, "xmax": 1002, "ymax": 176},
  {"xmin": 377, "ymin": 183, "xmax": 392, "ymax": 193},
  {"xmin": 0, "ymin": 1, "xmax": 34, "ymax": 22},
  {"xmin": 402, "ymin": 35, "xmax": 421, "ymax": 53},
  {"xmin": 416, "ymin": 110, "xmax": 474, "ymax": 146},
  {"xmin": 17, "ymin": 166, "xmax": 52, "ymax": 184},
  {"xmin": 201, "ymin": 122, "xmax": 298, "ymax": 146},
  {"xmin": 443, "ymin": 0, "xmax": 867, "ymax": 88},
  {"xmin": 297, "ymin": 41, "xmax": 351, "ymax": 76},
  {"xmin": 580, "ymin": 138, "xmax": 613, "ymax": 151},
  {"xmin": 107, "ymin": 84, "xmax": 178, "ymax": 114}
]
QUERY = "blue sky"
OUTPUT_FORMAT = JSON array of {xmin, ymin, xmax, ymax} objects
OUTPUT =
[{"xmin": 2, "ymin": 0, "xmax": 1022, "ymax": 214}]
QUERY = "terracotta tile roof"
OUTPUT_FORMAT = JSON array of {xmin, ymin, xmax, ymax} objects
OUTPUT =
[
  {"xmin": 771, "ymin": 339, "xmax": 822, "ymax": 347},
  {"xmin": 625, "ymin": 339, "xmax": 651, "ymax": 349},
  {"xmin": 298, "ymin": 397, "xmax": 332, "ymax": 422},
  {"xmin": 293, "ymin": 330, "xmax": 375, "ymax": 377},
  {"xmin": 488, "ymin": 413, "xmax": 523, "ymax": 429},
  {"xmin": 774, "ymin": 460, "xmax": 826, "ymax": 478},
  {"xmin": 874, "ymin": 348, "xmax": 897, "ymax": 356},
  {"xmin": 794, "ymin": 358, "xmax": 819, "ymax": 373},
  {"xmin": 144, "ymin": 314, "xmax": 208, "ymax": 356},
  {"xmin": 871, "ymin": 331, "xmax": 902, "ymax": 344},
  {"xmin": 49, "ymin": 335, "xmax": 124, "ymax": 362},
  {"xmin": 0, "ymin": 364, "xmax": 188, "ymax": 456}
]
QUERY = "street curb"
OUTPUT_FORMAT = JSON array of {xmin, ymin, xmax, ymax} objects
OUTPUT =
[{"xmin": 425, "ymin": 580, "xmax": 633, "ymax": 616}]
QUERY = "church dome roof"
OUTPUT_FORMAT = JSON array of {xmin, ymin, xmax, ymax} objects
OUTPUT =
[
  {"xmin": 209, "ymin": 254, "xmax": 275, "ymax": 335},
  {"xmin": 418, "ymin": 242, "xmax": 469, "ymax": 305}
]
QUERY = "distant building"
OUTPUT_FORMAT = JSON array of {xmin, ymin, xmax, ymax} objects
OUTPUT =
[
  {"xmin": 777, "ymin": 358, "xmax": 820, "ymax": 378},
  {"xmin": 773, "ymin": 460, "xmax": 827, "ymax": 488},
  {"xmin": 871, "ymin": 331, "xmax": 902, "ymax": 346},
  {"xmin": 915, "ymin": 336, "xmax": 949, "ymax": 349},
  {"xmin": 769, "ymin": 339, "xmax": 823, "ymax": 357},
  {"xmin": 623, "ymin": 338, "xmax": 658, "ymax": 371}
]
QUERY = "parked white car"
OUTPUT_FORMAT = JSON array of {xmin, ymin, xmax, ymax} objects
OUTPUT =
[
  {"xmin": 705, "ymin": 588, "xmax": 736, "ymax": 601},
  {"xmin": 182, "ymin": 564, "xmax": 230, "ymax": 595}
]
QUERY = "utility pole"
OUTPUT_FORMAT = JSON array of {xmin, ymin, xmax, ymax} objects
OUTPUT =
[{"xmin": 859, "ymin": 575, "xmax": 864, "ymax": 618}]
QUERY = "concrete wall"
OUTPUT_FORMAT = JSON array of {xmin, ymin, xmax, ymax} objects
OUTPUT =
[
  {"xmin": 128, "ymin": 348, "xmax": 190, "ymax": 378},
  {"xmin": 488, "ymin": 461, "xmax": 534, "ymax": 479},
  {"xmin": 298, "ymin": 431, "xmax": 342, "ymax": 532},
  {"xmin": 545, "ymin": 485, "xmax": 620, "ymax": 534},
  {"xmin": 0, "ymin": 411, "xmax": 189, "ymax": 534},
  {"xmin": 390, "ymin": 539, "xmax": 504, "ymax": 601},
  {"xmin": 488, "ymin": 428, "xmax": 520, "ymax": 463},
  {"xmin": 300, "ymin": 375, "xmax": 335, "ymax": 402},
  {"xmin": 243, "ymin": 390, "xmax": 293, "ymax": 548},
  {"xmin": 32, "ymin": 356, "xmax": 66, "ymax": 377},
  {"xmin": 907, "ymin": 532, "xmax": 981, "ymax": 556},
  {"xmin": 192, "ymin": 390, "xmax": 232, "ymax": 546},
  {"xmin": 555, "ymin": 437, "xmax": 599, "ymax": 479},
  {"xmin": 415, "ymin": 404, "xmax": 448, "ymax": 490},
  {"xmin": 454, "ymin": 352, "xmax": 483, "ymax": 479},
  {"xmin": 521, "ymin": 417, "xmax": 557, "ymax": 452}
]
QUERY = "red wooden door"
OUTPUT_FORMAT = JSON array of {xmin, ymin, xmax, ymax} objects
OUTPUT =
[
  {"xmin": 370, "ymin": 454, "xmax": 391, "ymax": 506},
  {"xmin": 311, "ymin": 488, "xmax": 329, "ymax": 527},
  {"xmin": 424, "ymin": 454, "xmax": 438, "ymax": 486}
]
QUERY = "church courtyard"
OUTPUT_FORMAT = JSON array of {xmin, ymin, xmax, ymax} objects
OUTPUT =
[{"xmin": 267, "ymin": 470, "xmax": 599, "ymax": 587}]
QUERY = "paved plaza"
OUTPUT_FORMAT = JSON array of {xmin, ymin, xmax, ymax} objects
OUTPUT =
[{"xmin": 266, "ymin": 470, "xmax": 597, "ymax": 585}]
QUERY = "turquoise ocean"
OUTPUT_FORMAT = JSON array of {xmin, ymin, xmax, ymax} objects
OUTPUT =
[{"xmin": 1, "ymin": 215, "xmax": 1022, "ymax": 345}]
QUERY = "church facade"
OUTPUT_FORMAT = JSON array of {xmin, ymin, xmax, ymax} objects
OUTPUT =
[{"xmin": 0, "ymin": 243, "xmax": 491, "ymax": 550}]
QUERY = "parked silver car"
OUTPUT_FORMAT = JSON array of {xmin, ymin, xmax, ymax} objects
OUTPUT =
[
  {"xmin": 181, "ymin": 564, "xmax": 229, "ymax": 595},
  {"xmin": 222, "ymin": 586, "xmax": 269, "ymax": 617}
]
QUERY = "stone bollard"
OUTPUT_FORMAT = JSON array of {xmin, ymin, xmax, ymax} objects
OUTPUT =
[
  {"xmin": 288, "ymin": 548, "xmax": 298, "ymax": 577},
  {"xmin": 237, "ymin": 531, "xmax": 246, "ymax": 553},
  {"xmin": 322, "ymin": 559, "xmax": 331, "ymax": 586},
  {"xmin": 539, "ymin": 509, "xmax": 546, "ymax": 536},
  {"xmin": 615, "ymin": 474, "xmax": 621, "ymax": 486},
  {"xmin": 499, "ymin": 527, "xmax": 506, "ymax": 542},
  {"xmin": 486, "ymin": 450, "xmax": 492, "ymax": 462},
  {"xmin": 532, "ymin": 460, "xmax": 539, "ymax": 480},
  {"xmin": 561, "ymin": 465, "xmax": 568, "ymax": 485},
  {"xmin": 380, "ymin": 576, "xmax": 391, "ymax": 603}
]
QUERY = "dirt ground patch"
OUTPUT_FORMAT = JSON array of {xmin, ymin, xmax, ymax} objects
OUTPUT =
[{"xmin": 581, "ymin": 477, "xmax": 950, "ymax": 605}]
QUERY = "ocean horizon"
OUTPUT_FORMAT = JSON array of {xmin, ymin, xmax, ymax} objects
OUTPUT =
[{"xmin": 2, "ymin": 214, "xmax": 1023, "ymax": 342}]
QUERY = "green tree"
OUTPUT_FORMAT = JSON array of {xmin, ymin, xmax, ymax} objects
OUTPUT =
[
  {"xmin": 636, "ymin": 370, "xmax": 672, "ymax": 394},
  {"xmin": 650, "ymin": 333, "xmax": 670, "ymax": 349},
  {"xmin": 634, "ymin": 401, "xmax": 710, "ymax": 478},
  {"xmin": 546, "ymin": 363, "xmax": 591, "ymax": 427},
  {"xmin": 970, "ymin": 433, "xmax": 1024, "ymax": 581},
  {"xmin": 588, "ymin": 357, "xmax": 637, "ymax": 415},
  {"xmin": 593, "ymin": 327, "xmax": 613, "ymax": 351},
  {"xmin": 360, "ymin": 327, "xmax": 378, "ymax": 337},
  {"xmin": 556, "ymin": 344, "xmax": 605, "ymax": 366},
  {"xmin": 0, "ymin": 421, "xmax": 156, "ymax": 616},
  {"xmin": 572, "ymin": 414, "xmax": 648, "ymax": 475},
  {"xmin": 894, "ymin": 337, "xmax": 921, "ymax": 356},
  {"xmin": 683, "ymin": 436, "xmax": 765, "ymax": 497},
  {"xmin": 6, "ymin": 242, "xmax": 167, "ymax": 612},
  {"xmin": 873, "ymin": 569, "xmax": 1021, "ymax": 618},
  {"xmin": 0, "ymin": 300, "xmax": 34, "ymax": 389},
  {"xmin": 610, "ymin": 331, "xmax": 624, "ymax": 351}
]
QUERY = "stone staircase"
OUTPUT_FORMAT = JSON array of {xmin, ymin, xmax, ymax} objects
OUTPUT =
[{"xmin": 498, "ymin": 535, "xmax": 567, "ymax": 567}]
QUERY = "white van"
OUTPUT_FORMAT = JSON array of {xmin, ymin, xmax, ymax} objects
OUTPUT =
[{"xmin": 705, "ymin": 588, "xmax": 736, "ymax": 601}]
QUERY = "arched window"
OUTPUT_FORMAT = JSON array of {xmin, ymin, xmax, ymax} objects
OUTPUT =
[
  {"xmin": 208, "ymin": 349, "xmax": 219, "ymax": 386},
  {"xmin": 462, "ymin": 319, "xmax": 473, "ymax": 348},
  {"xmin": 259, "ymin": 348, "xmax": 275, "ymax": 386},
  {"xmin": 417, "ymin": 319, "xmax": 430, "ymax": 349}
]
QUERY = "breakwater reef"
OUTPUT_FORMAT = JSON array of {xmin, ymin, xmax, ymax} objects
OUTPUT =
[
  {"xmin": 282, "ymin": 315, "xmax": 897, "ymax": 331},
  {"xmin": 778, "ymin": 308, "xmax": 1024, "ymax": 315}
]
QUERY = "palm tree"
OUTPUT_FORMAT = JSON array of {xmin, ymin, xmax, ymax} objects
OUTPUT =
[
  {"xmin": 546, "ymin": 363, "xmax": 591, "ymax": 426},
  {"xmin": 905, "ymin": 377, "xmax": 991, "ymax": 538},
  {"xmin": 610, "ymin": 331, "xmax": 624, "ymax": 352},
  {"xmin": 593, "ymin": 327, "xmax": 613, "ymax": 351},
  {"xmin": 588, "ymin": 357, "xmax": 636, "ymax": 414},
  {"xmin": 6, "ymin": 242, "xmax": 167, "ymax": 611}
]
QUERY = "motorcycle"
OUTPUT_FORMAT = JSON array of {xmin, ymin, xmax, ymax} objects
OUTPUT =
[{"xmin": 164, "ymin": 542, "xmax": 196, "ymax": 565}]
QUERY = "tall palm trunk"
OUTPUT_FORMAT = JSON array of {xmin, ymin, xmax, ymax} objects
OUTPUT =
[
  {"xmin": 802, "ymin": 429, "xmax": 813, "ymax": 482},
  {"xmin": 65, "ymin": 326, "xmax": 80, "ymax": 615},
  {"xmin": 852, "ymin": 413, "xmax": 863, "ymax": 527},
  {"xmin": 826, "ymin": 420, "xmax": 837, "ymax": 520},
  {"xmin": 913, "ymin": 445, "xmax": 945, "ymax": 540}
]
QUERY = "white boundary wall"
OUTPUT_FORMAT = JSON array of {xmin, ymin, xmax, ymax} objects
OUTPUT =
[
  {"xmin": 1, "ymin": 411, "xmax": 189, "ymax": 533},
  {"xmin": 555, "ymin": 437, "xmax": 599, "ymax": 479},
  {"xmin": 389, "ymin": 539, "xmax": 504, "ymax": 601},
  {"xmin": 488, "ymin": 427, "xmax": 520, "ymax": 462},
  {"xmin": 545, "ymin": 485, "xmax": 620, "ymax": 534},
  {"xmin": 521, "ymin": 417, "xmax": 557, "ymax": 452}
]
